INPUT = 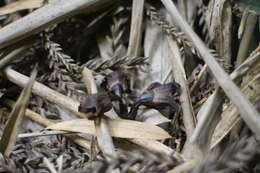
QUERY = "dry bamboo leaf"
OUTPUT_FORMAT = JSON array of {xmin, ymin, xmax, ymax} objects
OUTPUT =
[
  {"xmin": 0, "ymin": 0, "xmax": 45, "ymax": 16},
  {"xmin": 0, "ymin": 67, "xmax": 37, "ymax": 157},
  {"xmin": 47, "ymin": 118, "xmax": 171, "ymax": 140},
  {"xmin": 211, "ymin": 60, "xmax": 260, "ymax": 148}
]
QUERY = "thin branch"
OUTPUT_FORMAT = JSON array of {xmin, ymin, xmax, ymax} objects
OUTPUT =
[
  {"xmin": 3, "ymin": 67, "xmax": 83, "ymax": 118},
  {"xmin": 18, "ymin": 130, "xmax": 75, "ymax": 138}
]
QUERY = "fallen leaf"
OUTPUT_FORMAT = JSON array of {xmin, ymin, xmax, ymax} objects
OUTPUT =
[{"xmin": 47, "ymin": 118, "xmax": 171, "ymax": 140}]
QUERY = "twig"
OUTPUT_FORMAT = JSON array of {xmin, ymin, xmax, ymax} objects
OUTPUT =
[
  {"xmin": 0, "ymin": 0, "xmax": 116, "ymax": 49},
  {"xmin": 82, "ymin": 67, "xmax": 98, "ymax": 93},
  {"xmin": 18, "ymin": 130, "xmax": 75, "ymax": 138},
  {"xmin": 127, "ymin": 0, "xmax": 144, "ymax": 57},
  {"xmin": 162, "ymin": 0, "xmax": 260, "ymax": 138},
  {"xmin": 3, "ymin": 67, "xmax": 84, "ymax": 118}
]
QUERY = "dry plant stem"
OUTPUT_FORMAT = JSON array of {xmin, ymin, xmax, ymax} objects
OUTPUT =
[
  {"xmin": 82, "ymin": 67, "xmax": 117, "ymax": 163},
  {"xmin": 18, "ymin": 130, "xmax": 75, "ymax": 138},
  {"xmin": 4, "ymin": 68, "xmax": 177, "ymax": 157},
  {"xmin": 127, "ymin": 0, "xmax": 144, "ymax": 57},
  {"xmin": 190, "ymin": 50, "xmax": 260, "ymax": 149},
  {"xmin": 162, "ymin": 0, "xmax": 260, "ymax": 137},
  {"xmin": 0, "ymin": 0, "xmax": 116, "ymax": 50},
  {"xmin": 3, "ymin": 67, "xmax": 83, "ymax": 117},
  {"xmin": 167, "ymin": 37, "xmax": 195, "ymax": 138},
  {"xmin": 82, "ymin": 67, "xmax": 98, "ymax": 93},
  {"xmin": 236, "ymin": 13, "xmax": 258, "ymax": 67}
]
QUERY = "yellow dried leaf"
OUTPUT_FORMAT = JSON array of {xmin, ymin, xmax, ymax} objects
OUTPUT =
[{"xmin": 47, "ymin": 118, "xmax": 171, "ymax": 140}]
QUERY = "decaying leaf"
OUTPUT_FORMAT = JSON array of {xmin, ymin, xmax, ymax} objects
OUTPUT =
[
  {"xmin": 47, "ymin": 118, "xmax": 171, "ymax": 140},
  {"xmin": 0, "ymin": 67, "xmax": 37, "ymax": 157}
]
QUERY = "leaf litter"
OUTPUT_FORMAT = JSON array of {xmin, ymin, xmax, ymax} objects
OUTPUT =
[{"xmin": 0, "ymin": 0, "xmax": 259, "ymax": 172}]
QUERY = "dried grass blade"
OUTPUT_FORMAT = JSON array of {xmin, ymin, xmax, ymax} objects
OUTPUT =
[
  {"xmin": 47, "ymin": 118, "xmax": 171, "ymax": 140},
  {"xmin": 0, "ymin": 66, "xmax": 37, "ymax": 157}
]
